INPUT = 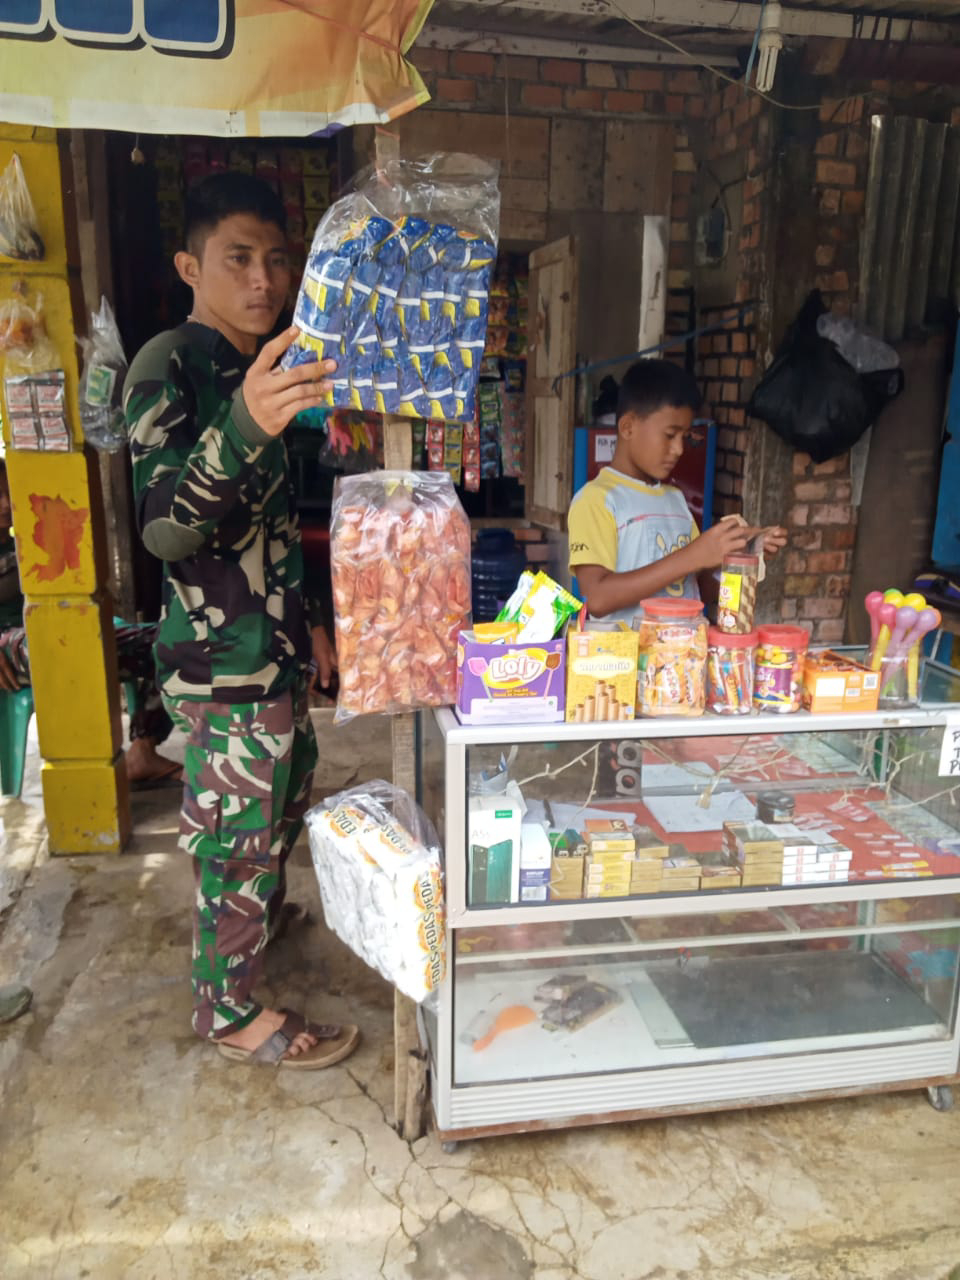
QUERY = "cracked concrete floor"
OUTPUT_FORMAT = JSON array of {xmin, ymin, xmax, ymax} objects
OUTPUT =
[{"xmin": 2, "ymin": 712, "xmax": 960, "ymax": 1280}]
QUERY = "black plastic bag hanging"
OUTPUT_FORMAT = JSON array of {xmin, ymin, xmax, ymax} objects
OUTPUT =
[{"xmin": 748, "ymin": 290, "xmax": 903, "ymax": 464}]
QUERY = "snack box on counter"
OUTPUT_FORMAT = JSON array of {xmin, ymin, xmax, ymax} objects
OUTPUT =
[
  {"xmin": 802, "ymin": 649, "xmax": 880, "ymax": 713},
  {"xmin": 455, "ymin": 632, "xmax": 566, "ymax": 724}
]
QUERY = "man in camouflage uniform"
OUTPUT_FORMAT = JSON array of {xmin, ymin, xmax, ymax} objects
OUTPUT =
[{"xmin": 124, "ymin": 174, "xmax": 358, "ymax": 1069}]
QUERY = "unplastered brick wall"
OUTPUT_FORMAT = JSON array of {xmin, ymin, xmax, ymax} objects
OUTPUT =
[
  {"xmin": 698, "ymin": 302, "xmax": 757, "ymax": 519},
  {"xmin": 694, "ymin": 82, "xmax": 776, "ymax": 526},
  {"xmin": 781, "ymin": 79, "xmax": 960, "ymax": 639}
]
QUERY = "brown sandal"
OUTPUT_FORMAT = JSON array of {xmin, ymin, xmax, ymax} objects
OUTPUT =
[{"xmin": 217, "ymin": 1009, "xmax": 359, "ymax": 1070}]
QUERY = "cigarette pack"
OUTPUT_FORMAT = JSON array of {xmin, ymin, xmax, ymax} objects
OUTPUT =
[
  {"xmin": 802, "ymin": 649, "xmax": 880, "ymax": 714},
  {"xmin": 630, "ymin": 856, "xmax": 664, "ymax": 894},
  {"xmin": 520, "ymin": 823, "xmax": 553, "ymax": 903},
  {"xmin": 699, "ymin": 864, "xmax": 742, "ymax": 887},
  {"xmin": 549, "ymin": 829, "xmax": 586, "ymax": 900},
  {"xmin": 723, "ymin": 822, "xmax": 785, "ymax": 864},
  {"xmin": 566, "ymin": 629, "xmax": 639, "ymax": 722},
  {"xmin": 633, "ymin": 826, "xmax": 671, "ymax": 859}
]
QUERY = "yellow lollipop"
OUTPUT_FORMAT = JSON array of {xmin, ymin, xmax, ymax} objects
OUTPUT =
[
  {"xmin": 902, "ymin": 592, "xmax": 926, "ymax": 610},
  {"xmin": 883, "ymin": 588, "xmax": 904, "ymax": 605}
]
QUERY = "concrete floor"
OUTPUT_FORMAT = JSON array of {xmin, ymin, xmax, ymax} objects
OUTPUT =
[{"xmin": 1, "ymin": 713, "xmax": 960, "ymax": 1280}]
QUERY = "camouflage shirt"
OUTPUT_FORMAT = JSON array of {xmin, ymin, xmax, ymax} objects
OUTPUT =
[{"xmin": 125, "ymin": 322, "xmax": 321, "ymax": 703}]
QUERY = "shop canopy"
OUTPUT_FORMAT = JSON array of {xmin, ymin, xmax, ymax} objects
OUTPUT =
[{"xmin": 0, "ymin": 1, "xmax": 432, "ymax": 137}]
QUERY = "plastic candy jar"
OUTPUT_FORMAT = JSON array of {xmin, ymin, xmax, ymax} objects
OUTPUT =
[
  {"xmin": 753, "ymin": 625, "xmax": 811, "ymax": 714},
  {"xmin": 706, "ymin": 627, "xmax": 757, "ymax": 716}
]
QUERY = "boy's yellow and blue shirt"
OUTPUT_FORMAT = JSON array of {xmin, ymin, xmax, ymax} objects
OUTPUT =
[{"xmin": 568, "ymin": 467, "xmax": 699, "ymax": 625}]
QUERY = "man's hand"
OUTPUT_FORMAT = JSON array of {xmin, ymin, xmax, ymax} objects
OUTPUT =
[
  {"xmin": 242, "ymin": 326, "xmax": 335, "ymax": 438},
  {"xmin": 311, "ymin": 625, "xmax": 338, "ymax": 690},
  {"xmin": 687, "ymin": 515, "xmax": 753, "ymax": 572},
  {"xmin": 0, "ymin": 648, "xmax": 20, "ymax": 692}
]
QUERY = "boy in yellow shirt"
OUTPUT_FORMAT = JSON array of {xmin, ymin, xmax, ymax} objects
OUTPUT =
[{"xmin": 569, "ymin": 360, "xmax": 785, "ymax": 624}]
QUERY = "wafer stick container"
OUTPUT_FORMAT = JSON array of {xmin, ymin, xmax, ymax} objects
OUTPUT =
[
  {"xmin": 635, "ymin": 598, "xmax": 707, "ymax": 717},
  {"xmin": 565, "ymin": 621, "xmax": 639, "ymax": 723},
  {"xmin": 717, "ymin": 553, "xmax": 760, "ymax": 634}
]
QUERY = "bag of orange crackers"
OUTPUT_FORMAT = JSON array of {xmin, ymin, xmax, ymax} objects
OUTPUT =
[{"xmin": 331, "ymin": 470, "xmax": 472, "ymax": 721}]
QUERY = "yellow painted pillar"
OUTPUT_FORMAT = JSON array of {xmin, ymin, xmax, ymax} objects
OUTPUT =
[{"xmin": 0, "ymin": 125, "xmax": 129, "ymax": 853}]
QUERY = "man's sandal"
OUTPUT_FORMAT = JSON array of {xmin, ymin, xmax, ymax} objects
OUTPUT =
[{"xmin": 217, "ymin": 1009, "xmax": 359, "ymax": 1070}]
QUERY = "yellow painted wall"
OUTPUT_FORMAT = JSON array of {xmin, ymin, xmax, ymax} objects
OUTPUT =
[{"xmin": 0, "ymin": 124, "xmax": 128, "ymax": 853}]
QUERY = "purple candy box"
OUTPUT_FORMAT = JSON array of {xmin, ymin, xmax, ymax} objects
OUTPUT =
[{"xmin": 455, "ymin": 633, "xmax": 566, "ymax": 724}]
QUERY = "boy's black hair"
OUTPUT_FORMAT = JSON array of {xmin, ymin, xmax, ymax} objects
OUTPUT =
[
  {"xmin": 616, "ymin": 358, "xmax": 702, "ymax": 422},
  {"xmin": 184, "ymin": 173, "xmax": 286, "ymax": 257}
]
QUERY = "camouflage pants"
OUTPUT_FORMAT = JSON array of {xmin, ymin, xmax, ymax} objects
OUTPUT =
[
  {"xmin": 0, "ymin": 620, "xmax": 172, "ymax": 744},
  {"xmin": 165, "ymin": 681, "xmax": 318, "ymax": 1041}
]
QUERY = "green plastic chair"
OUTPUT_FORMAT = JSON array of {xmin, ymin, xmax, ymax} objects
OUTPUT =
[{"xmin": 0, "ymin": 686, "xmax": 34, "ymax": 798}]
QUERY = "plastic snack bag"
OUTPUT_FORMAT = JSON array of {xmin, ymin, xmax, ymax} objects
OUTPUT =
[
  {"xmin": 0, "ymin": 285, "xmax": 58, "ymax": 371},
  {"xmin": 306, "ymin": 780, "xmax": 445, "ymax": 1003},
  {"xmin": 331, "ymin": 470, "xmax": 471, "ymax": 721},
  {"xmin": 283, "ymin": 153, "xmax": 500, "ymax": 424},
  {"xmin": 78, "ymin": 296, "xmax": 128, "ymax": 452},
  {"xmin": 0, "ymin": 154, "xmax": 44, "ymax": 262}
]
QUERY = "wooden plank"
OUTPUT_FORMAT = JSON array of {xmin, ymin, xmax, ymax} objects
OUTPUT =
[
  {"xmin": 525, "ymin": 236, "xmax": 578, "ymax": 530},
  {"xmin": 396, "ymin": 109, "xmax": 549, "ymax": 181},
  {"xmin": 603, "ymin": 121, "xmax": 674, "ymax": 215},
  {"xmin": 549, "ymin": 118, "xmax": 603, "ymax": 213},
  {"xmin": 382, "ymin": 416, "xmax": 413, "ymax": 471},
  {"xmin": 455, "ymin": 0, "xmax": 954, "ymax": 43}
]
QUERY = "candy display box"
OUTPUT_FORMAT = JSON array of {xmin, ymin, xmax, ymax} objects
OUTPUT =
[{"xmin": 455, "ymin": 634, "xmax": 566, "ymax": 724}]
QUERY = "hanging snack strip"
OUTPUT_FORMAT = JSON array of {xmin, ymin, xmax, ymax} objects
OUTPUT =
[{"xmin": 282, "ymin": 153, "xmax": 501, "ymax": 424}]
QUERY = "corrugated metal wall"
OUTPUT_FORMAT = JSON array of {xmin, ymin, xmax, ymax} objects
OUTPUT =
[{"xmin": 860, "ymin": 114, "xmax": 960, "ymax": 340}]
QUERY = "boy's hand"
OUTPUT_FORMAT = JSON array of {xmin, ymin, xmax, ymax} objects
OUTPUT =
[
  {"xmin": 242, "ymin": 326, "xmax": 335, "ymax": 437},
  {"xmin": 687, "ymin": 516, "xmax": 753, "ymax": 571},
  {"xmin": 761, "ymin": 526, "xmax": 788, "ymax": 556}
]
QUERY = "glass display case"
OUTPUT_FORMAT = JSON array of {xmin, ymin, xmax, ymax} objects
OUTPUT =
[{"xmin": 420, "ymin": 706, "xmax": 960, "ymax": 1146}]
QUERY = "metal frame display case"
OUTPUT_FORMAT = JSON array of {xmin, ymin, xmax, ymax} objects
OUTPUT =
[{"xmin": 419, "ymin": 704, "xmax": 960, "ymax": 1150}]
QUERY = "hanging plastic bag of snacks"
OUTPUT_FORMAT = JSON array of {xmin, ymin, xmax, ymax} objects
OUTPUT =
[
  {"xmin": 0, "ymin": 154, "xmax": 44, "ymax": 262},
  {"xmin": 282, "ymin": 152, "xmax": 500, "ymax": 424},
  {"xmin": 78, "ymin": 296, "xmax": 128, "ymax": 453},
  {"xmin": 330, "ymin": 470, "xmax": 472, "ymax": 722}
]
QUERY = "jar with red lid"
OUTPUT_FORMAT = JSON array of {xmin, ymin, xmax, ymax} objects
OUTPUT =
[
  {"xmin": 634, "ymin": 598, "xmax": 707, "ymax": 717},
  {"xmin": 707, "ymin": 627, "xmax": 757, "ymax": 716},
  {"xmin": 717, "ymin": 553, "xmax": 760, "ymax": 634},
  {"xmin": 753, "ymin": 624, "xmax": 811, "ymax": 714}
]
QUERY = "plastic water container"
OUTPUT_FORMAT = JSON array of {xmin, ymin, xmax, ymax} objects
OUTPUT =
[{"xmin": 471, "ymin": 529, "xmax": 528, "ymax": 622}]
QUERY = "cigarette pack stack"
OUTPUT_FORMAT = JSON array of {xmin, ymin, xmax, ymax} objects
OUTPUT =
[
  {"xmin": 722, "ymin": 822, "xmax": 784, "ymax": 886},
  {"xmin": 778, "ymin": 825, "xmax": 853, "ymax": 884},
  {"xmin": 630, "ymin": 826, "xmax": 670, "ymax": 894},
  {"xmin": 584, "ymin": 819, "xmax": 635, "ymax": 898},
  {"xmin": 661, "ymin": 851, "xmax": 701, "ymax": 892},
  {"xmin": 696, "ymin": 851, "xmax": 743, "ymax": 888}
]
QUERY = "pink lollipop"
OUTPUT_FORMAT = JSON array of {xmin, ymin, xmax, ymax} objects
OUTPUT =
[
  {"xmin": 864, "ymin": 591, "xmax": 885, "ymax": 645},
  {"xmin": 887, "ymin": 606, "xmax": 918, "ymax": 659},
  {"xmin": 899, "ymin": 607, "xmax": 940, "ymax": 654},
  {"xmin": 467, "ymin": 654, "xmax": 494, "ymax": 700}
]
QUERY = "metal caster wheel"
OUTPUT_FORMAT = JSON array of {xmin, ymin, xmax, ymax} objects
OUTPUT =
[
  {"xmin": 441, "ymin": 1140, "xmax": 459, "ymax": 1154},
  {"xmin": 926, "ymin": 1085, "xmax": 954, "ymax": 1112}
]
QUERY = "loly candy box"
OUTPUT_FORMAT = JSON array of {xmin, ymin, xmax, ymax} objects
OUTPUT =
[{"xmin": 455, "ymin": 633, "xmax": 565, "ymax": 724}]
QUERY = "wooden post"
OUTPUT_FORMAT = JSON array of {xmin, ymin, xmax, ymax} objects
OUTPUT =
[
  {"xmin": 382, "ymin": 416, "xmax": 430, "ymax": 1140},
  {"xmin": 0, "ymin": 126, "xmax": 128, "ymax": 853}
]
